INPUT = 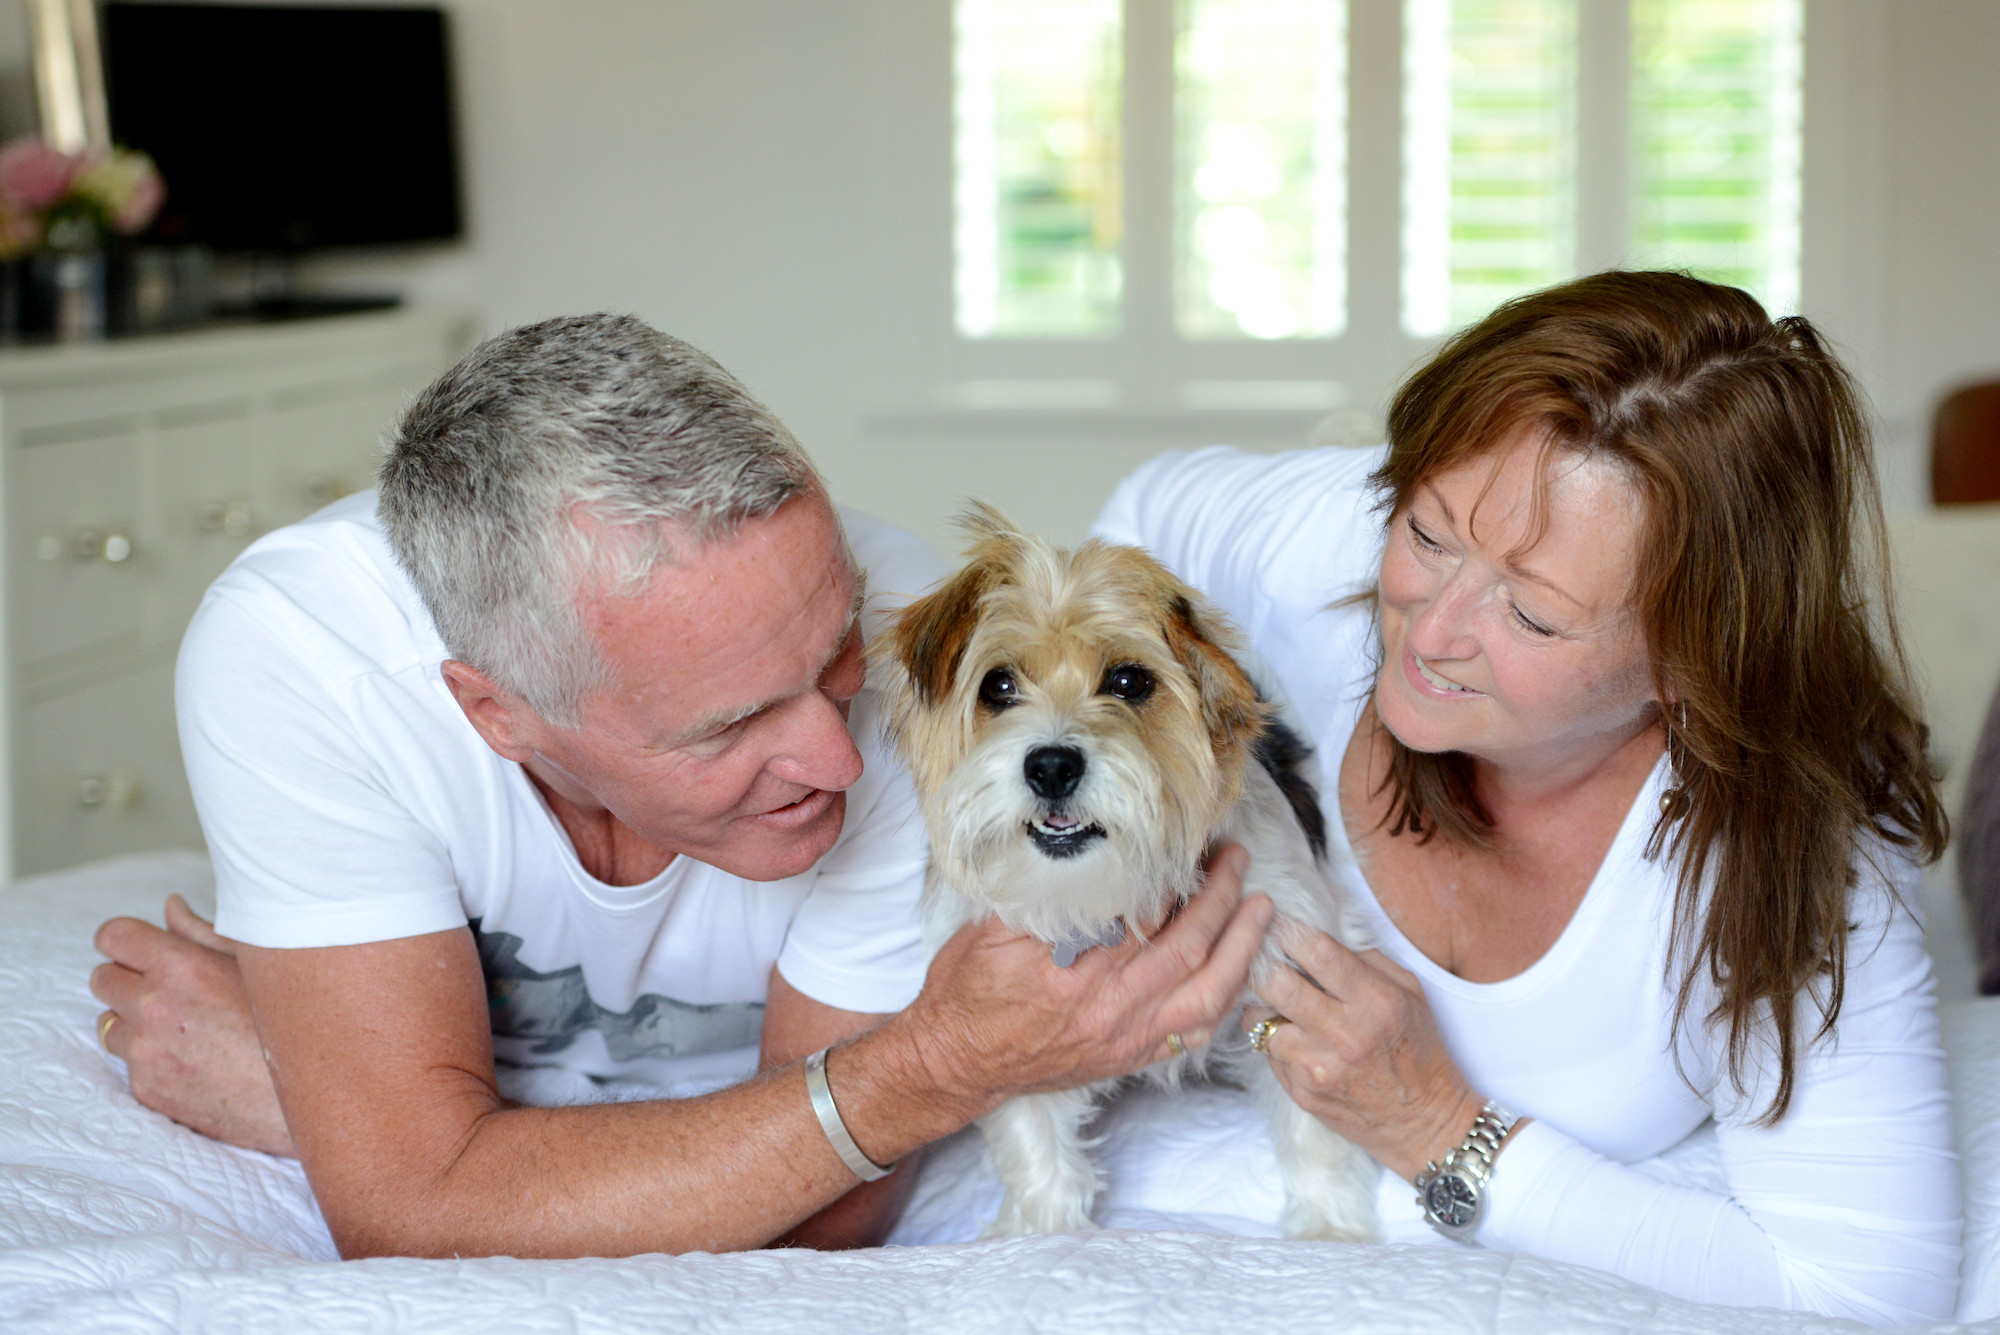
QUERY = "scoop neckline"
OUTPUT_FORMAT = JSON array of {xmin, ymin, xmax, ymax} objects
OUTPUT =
[
  {"xmin": 1322, "ymin": 691, "xmax": 1668, "ymax": 1003},
  {"xmin": 509, "ymin": 762, "xmax": 689, "ymax": 912}
]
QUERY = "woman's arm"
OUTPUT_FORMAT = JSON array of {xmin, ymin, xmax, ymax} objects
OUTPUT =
[
  {"xmin": 1478, "ymin": 864, "xmax": 1959, "ymax": 1324},
  {"xmin": 1257, "ymin": 864, "xmax": 1960, "ymax": 1325},
  {"xmin": 1092, "ymin": 444, "xmax": 1384, "ymax": 646}
]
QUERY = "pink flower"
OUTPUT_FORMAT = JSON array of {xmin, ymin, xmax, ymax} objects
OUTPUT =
[
  {"xmin": 112, "ymin": 167, "xmax": 164, "ymax": 235},
  {"xmin": 0, "ymin": 138, "xmax": 79, "ymax": 212}
]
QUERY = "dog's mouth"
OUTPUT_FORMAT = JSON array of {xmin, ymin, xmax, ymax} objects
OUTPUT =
[{"xmin": 1025, "ymin": 811, "xmax": 1106, "ymax": 859}]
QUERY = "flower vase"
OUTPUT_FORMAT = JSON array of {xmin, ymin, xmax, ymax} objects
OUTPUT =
[{"xmin": 33, "ymin": 250, "xmax": 108, "ymax": 341}]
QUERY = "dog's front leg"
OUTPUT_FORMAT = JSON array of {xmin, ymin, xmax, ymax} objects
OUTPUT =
[
  {"xmin": 1252, "ymin": 1063, "xmax": 1383, "ymax": 1244},
  {"xmin": 977, "ymin": 1086, "xmax": 1105, "ymax": 1236}
]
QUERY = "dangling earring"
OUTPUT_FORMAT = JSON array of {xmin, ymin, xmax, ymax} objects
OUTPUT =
[{"xmin": 1659, "ymin": 700, "xmax": 1690, "ymax": 819}]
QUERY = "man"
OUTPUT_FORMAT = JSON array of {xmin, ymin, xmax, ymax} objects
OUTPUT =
[{"xmin": 89, "ymin": 315, "xmax": 1268, "ymax": 1259}]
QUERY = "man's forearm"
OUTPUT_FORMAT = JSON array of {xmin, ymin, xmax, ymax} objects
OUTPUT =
[{"xmin": 316, "ymin": 1014, "xmax": 980, "ymax": 1260}]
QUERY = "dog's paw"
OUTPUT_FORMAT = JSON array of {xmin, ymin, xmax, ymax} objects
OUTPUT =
[
  {"xmin": 982, "ymin": 1196, "xmax": 1098, "ymax": 1238},
  {"xmin": 1281, "ymin": 1196, "xmax": 1382, "ymax": 1246},
  {"xmin": 1283, "ymin": 1214, "xmax": 1382, "ymax": 1246}
]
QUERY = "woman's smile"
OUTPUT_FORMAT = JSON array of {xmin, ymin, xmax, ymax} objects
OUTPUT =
[{"xmin": 1405, "ymin": 646, "xmax": 1481, "ymax": 698}]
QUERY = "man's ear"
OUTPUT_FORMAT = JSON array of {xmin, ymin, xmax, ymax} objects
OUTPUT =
[{"xmin": 440, "ymin": 660, "xmax": 543, "ymax": 763}]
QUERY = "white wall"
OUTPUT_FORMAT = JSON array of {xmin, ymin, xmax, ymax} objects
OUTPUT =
[{"xmin": 281, "ymin": 0, "xmax": 2000, "ymax": 545}]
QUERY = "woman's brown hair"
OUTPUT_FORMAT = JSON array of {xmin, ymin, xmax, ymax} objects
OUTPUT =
[{"xmin": 1373, "ymin": 270, "xmax": 1947, "ymax": 1123}]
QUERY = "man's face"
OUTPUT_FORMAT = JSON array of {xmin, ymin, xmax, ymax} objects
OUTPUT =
[{"xmin": 522, "ymin": 494, "xmax": 867, "ymax": 881}]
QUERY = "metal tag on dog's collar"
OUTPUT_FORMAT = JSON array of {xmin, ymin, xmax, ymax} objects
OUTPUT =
[{"xmin": 1051, "ymin": 921, "xmax": 1126, "ymax": 968}]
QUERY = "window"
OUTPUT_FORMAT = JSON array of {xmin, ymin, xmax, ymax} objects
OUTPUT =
[
  {"xmin": 1177, "ymin": 0, "xmax": 1348, "ymax": 339},
  {"xmin": 953, "ymin": 0, "xmax": 1124, "ymax": 337},
  {"xmin": 1630, "ymin": 0, "xmax": 1803, "ymax": 314},
  {"xmin": 952, "ymin": 0, "xmax": 1803, "ymax": 356},
  {"xmin": 1401, "ymin": 0, "xmax": 1574, "ymax": 337}
]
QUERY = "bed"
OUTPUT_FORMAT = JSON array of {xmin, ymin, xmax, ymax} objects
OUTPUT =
[{"xmin": 2, "ymin": 852, "xmax": 1996, "ymax": 1334}]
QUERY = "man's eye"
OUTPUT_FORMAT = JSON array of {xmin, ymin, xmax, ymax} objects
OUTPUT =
[
  {"xmin": 978, "ymin": 668, "xmax": 1020, "ymax": 709},
  {"xmin": 1102, "ymin": 663, "xmax": 1155, "ymax": 704}
]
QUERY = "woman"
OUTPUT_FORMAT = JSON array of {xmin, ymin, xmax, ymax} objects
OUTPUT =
[{"xmin": 1093, "ymin": 271, "xmax": 1958, "ymax": 1324}]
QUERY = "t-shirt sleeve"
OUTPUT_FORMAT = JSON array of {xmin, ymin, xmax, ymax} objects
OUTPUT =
[
  {"xmin": 1090, "ymin": 444, "xmax": 1386, "ymax": 651},
  {"xmin": 772, "ymin": 694, "xmax": 930, "ymax": 1015},
  {"xmin": 180, "ymin": 585, "xmax": 468, "ymax": 949},
  {"xmin": 772, "ymin": 511, "xmax": 944, "ymax": 1016},
  {"xmin": 1479, "ymin": 853, "xmax": 1961, "ymax": 1325}
]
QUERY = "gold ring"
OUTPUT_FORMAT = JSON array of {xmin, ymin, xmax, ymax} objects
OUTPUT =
[
  {"xmin": 98, "ymin": 1013, "xmax": 118, "ymax": 1048},
  {"xmin": 1166, "ymin": 1032, "xmax": 1186, "ymax": 1057},
  {"xmin": 1248, "ymin": 1015, "xmax": 1291, "ymax": 1054}
]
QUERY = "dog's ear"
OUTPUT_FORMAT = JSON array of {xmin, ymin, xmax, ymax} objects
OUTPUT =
[
  {"xmin": 884, "ymin": 558, "xmax": 997, "ymax": 708},
  {"xmin": 956, "ymin": 500, "xmax": 1022, "ymax": 548},
  {"xmin": 1163, "ymin": 591, "xmax": 1266, "ymax": 753}
]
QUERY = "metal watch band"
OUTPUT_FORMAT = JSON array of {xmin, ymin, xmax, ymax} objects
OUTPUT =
[
  {"xmin": 805, "ymin": 1046, "xmax": 893, "ymax": 1183},
  {"xmin": 1415, "ymin": 1100, "xmax": 1520, "ymax": 1241},
  {"xmin": 1445, "ymin": 1100, "xmax": 1519, "ymax": 1189}
]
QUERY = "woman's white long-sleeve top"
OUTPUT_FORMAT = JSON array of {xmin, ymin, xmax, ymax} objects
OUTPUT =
[{"xmin": 1091, "ymin": 444, "xmax": 1961, "ymax": 1325}]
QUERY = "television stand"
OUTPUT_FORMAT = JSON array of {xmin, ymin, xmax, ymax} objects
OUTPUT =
[{"xmin": 219, "ymin": 294, "xmax": 405, "ymax": 323}]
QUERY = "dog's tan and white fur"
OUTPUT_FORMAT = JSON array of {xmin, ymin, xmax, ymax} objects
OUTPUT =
[{"xmin": 872, "ymin": 508, "xmax": 1380, "ymax": 1240}]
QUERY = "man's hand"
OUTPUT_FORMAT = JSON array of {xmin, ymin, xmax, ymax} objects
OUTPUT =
[
  {"xmin": 839, "ymin": 844, "xmax": 1273, "ymax": 1156},
  {"xmin": 90, "ymin": 896, "xmax": 295, "ymax": 1158}
]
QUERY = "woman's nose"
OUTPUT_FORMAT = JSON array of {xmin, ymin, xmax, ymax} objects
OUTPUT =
[{"xmin": 1406, "ymin": 570, "xmax": 1483, "ymax": 662}]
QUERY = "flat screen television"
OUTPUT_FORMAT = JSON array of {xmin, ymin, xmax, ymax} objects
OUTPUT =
[{"xmin": 102, "ymin": 2, "xmax": 462, "ymax": 251}]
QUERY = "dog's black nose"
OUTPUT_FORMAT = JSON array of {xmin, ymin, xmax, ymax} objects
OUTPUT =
[{"xmin": 1024, "ymin": 745, "xmax": 1085, "ymax": 800}]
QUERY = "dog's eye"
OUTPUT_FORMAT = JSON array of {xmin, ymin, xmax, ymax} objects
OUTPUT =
[
  {"xmin": 978, "ymin": 668, "xmax": 1020, "ymax": 710},
  {"xmin": 1102, "ymin": 663, "xmax": 1155, "ymax": 704}
]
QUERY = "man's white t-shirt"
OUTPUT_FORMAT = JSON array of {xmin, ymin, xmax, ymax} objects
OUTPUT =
[
  {"xmin": 179, "ymin": 492, "xmax": 944, "ymax": 1092},
  {"xmin": 1094, "ymin": 445, "xmax": 1961, "ymax": 1324}
]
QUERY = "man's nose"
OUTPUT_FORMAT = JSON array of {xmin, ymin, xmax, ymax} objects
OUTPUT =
[{"xmin": 773, "ymin": 690, "xmax": 865, "ymax": 792}]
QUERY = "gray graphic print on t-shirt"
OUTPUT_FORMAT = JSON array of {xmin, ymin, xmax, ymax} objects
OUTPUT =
[{"xmin": 472, "ymin": 920, "xmax": 765, "ymax": 1062}]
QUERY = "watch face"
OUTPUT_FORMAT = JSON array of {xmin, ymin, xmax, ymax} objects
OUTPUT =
[{"xmin": 1425, "ymin": 1173, "xmax": 1479, "ymax": 1229}]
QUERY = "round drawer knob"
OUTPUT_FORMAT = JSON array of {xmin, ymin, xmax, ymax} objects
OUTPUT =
[
  {"xmin": 77, "ymin": 773, "xmax": 143, "ymax": 811},
  {"xmin": 303, "ymin": 475, "xmax": 350, "ymax": 508},
  {"xmin": 197, "ymin": 500, "xmax": 254, "ymax": 538},
  {"xmin": 52, "ymin": 529, "xmax": 136, "ymax": 564}
]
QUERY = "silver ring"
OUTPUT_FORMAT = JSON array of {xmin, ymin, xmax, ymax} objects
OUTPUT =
[
  {"xmin": 1166, "ymin": 1032, "xmax": 1185, "ymax": 1057},
  {"xmin": 1248, "ymin": 1015, "xmax": 1291, "ymax": 1054}
]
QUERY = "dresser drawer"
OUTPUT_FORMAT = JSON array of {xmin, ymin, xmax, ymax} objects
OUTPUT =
[
  {"xmin": 10, "ymin": 433, "xmax": 151, "ymax": 667},
  {"xmin": 12, "ymin": 661, "xmax": 202, "ymax": 875}
]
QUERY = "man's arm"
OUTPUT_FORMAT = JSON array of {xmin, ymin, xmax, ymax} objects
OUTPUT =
[
  {"xmin": 92, "ymin": 895, "xmax": 296, "ymax": 1158},
  {"xmin": 755, "ymin": 970, "xmax": 912, "ymax": 1250},
  {"xmin": 230, "ymin": 851, "xmax": 1265, "ymax": 1260}
]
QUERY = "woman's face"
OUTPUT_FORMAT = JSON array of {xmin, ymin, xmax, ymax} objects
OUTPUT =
[{"xmin": 1374, "ymin": 424, "xmax": 1660, "ymax": 776}]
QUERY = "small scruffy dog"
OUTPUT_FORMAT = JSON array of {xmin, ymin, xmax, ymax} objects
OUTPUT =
[{"xmin": 872, "ymin": 507, "xmax": 1380, "ymax": 1241}]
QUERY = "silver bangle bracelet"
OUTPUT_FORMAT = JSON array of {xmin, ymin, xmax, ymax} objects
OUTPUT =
[{"xmin": 805, "ymin": 1046, "xmax": 893, "ymax": 1183}]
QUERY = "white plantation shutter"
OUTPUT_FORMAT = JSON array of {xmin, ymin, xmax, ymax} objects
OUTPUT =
[
  {"xmin": 1176, "ymin": 0, "xmax": 1348, "ymax": 340},
  {"xmin": 1401, "ymin": 0, "xmax": 1577, "ymax": 338},
  {"xmin": 1631, "ymin": 0, "xmax": 1803, "ymax": 315},
  {"xmin": 954, "ymin": 0, "xmax": 1124, "ymax": 338}
]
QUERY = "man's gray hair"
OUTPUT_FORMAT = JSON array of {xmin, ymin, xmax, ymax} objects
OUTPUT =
[{"xmin": 378, "ymin": 313, "xmax": 821, "ymax": 727}]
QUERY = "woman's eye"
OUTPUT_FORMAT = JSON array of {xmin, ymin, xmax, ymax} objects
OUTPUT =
[
  {"xmin": 1406, "ymin": 515, "xmax": 1445, "ymax": 552},
  {"xmin": 1512, "ymin": 605, "xmax": 1557, "ymax": 637},
  {"xmin": 978, "ymin": 668, "xmax": 1020, "ymax": 709},
  {"xmin": 1102, "ymin": 663, "xmax": 1155, "ymax": 704}
]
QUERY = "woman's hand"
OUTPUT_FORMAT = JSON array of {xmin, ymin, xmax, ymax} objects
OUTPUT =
[{"xmin": 1246, "ymin": 927, "xmax": 1488, "ymax": 1183}]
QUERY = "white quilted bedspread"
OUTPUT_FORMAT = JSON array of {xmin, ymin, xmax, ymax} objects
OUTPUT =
[{"xmin": 2, "ymin": 853, "xmax": 1996, "ymax": 1334}]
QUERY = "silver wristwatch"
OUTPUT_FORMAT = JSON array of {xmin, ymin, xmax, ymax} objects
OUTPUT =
[{"xmin": 1413, "ymin": 1100, "xmax": 1519, "ymax": 1241}]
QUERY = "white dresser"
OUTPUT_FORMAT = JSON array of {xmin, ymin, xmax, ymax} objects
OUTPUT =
[{"xmin": 0, "ymin": 307, "xmax": 478, "ymax": 876}]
